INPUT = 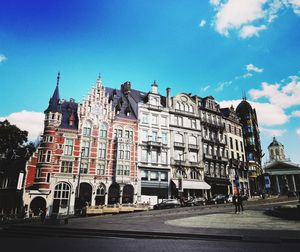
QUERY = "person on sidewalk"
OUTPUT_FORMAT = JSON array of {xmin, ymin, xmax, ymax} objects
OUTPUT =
[
  {"xmin": 233, "ymin": 194, "xmax": 240, "ymax": 214},
  {"xmin": 238, "ymin": 194, "xmax": 244, "ymax": 213}
]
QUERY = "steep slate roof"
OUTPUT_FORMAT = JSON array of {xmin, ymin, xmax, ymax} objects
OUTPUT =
[
  {"xmin": 59, "ymin": 99, "xmax": 79, "ymax": 130},
  {"xmin": 105, "ymin": 86, "xmax": 139, "ymax": 120}
]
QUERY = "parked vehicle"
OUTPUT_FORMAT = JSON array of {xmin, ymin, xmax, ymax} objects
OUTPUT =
[
  {"xmin": 185, "ymin": 197, "xmax": 207, "ymax": 206},
  {"xmin": 153, "ymin": 199, "xmax": 181, "ymax": 210},
  {"xmin": 210, "ymin": 194, "xmax": 228, "ymax": 204}
]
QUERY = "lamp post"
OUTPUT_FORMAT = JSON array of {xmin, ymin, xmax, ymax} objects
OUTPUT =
[
  {"xmin": 178, "ymin": 152, "xmax": 186, "ymax": 204},
  {"xmin": 75, "ymin": 148, "xmax": 84, "ymax": 214}
]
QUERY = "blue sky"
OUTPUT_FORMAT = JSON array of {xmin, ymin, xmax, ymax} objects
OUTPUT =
[{"xmin": 0, "ymin": 0, "xmax": 300, "ymax": 163}]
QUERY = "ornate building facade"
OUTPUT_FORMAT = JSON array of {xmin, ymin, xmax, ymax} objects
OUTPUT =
[
  {"xmin": 24, "ymin": 76, "xmax": 138, "ymax": 216},
  {"xmin": 221, "ymin": 106, "xmax": 249, "ymax": 196},
  {"xmin": 236, "ymin": 98, "xmax": 263, "ymax": 196},
  {"xmin": 199, "ymin": 96, "xmax": 230, "ymax": 197}
]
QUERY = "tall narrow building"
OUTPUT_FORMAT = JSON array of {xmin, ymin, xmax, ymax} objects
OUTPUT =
[{"xmin": 236, "ymin": 98, "xmax": 262, "ymax": 196}]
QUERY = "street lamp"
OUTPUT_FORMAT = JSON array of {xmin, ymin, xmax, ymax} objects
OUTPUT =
[
  {"xmin": 177, "ymin": 152, "xmax": 186, "ymax": 203},
  {"xmin": 75, "ymin": 148, "xmax": 84, "ymax": 213}
]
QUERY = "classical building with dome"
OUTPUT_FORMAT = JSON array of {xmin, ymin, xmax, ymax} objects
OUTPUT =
[{"xmin": 262, "ymin": 137, "xmax": 300, "ymax": 195}]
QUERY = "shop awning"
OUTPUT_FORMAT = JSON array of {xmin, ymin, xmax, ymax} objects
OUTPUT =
[{"xmin": 172, "ymin": 179, "xmax": 211, "ymax": 190}]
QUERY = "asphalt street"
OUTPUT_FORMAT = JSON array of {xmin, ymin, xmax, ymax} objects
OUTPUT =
[{"xmin": 1, "ymin": 198, "xmax": 299, "ymax": 251}]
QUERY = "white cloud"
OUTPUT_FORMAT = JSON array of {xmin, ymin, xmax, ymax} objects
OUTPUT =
[
  {"xmin": 249, "ymin": 76, "xmax": 300, "ymax": 109},
  {"xmin": 215, "ymin": 81, "xmax": 232, "ymax": 92},
  {"xmin": 296, "ymin": 128, "xmax": 300, "ymax": 136},
  {"xmin": 0, "ymin": 111, "xmax": 44, "ymax": 141},
  {"xmin": 0, "ymin": 54, "xmax": 7, "ymax": 63},
  {"xmin": 291, "ymin": 110, "xmax": 300, "ymax": 117},
  {"xmin": 212, "ymin": 0, "xmax": 266, "ymax": 37},
  {"xmin": 199, "ymin": 19, "xmax": 206, "ymax": 27},
  {"xmin": 246, "ymin": 63, "xmax": 264, "ymax": 73},
  {"xmin": 209, "ymin": 0, "xmax": 300, "ymax": 38},
  {"xmin": 260, "ymin": 127, "xmax": 287, "ymax": 137},
  {"xmin": 239, "ymin": 24, "xmax": 267, "ymax": 38},
  {"xmin": 218, "ymin": 99, "xmax": 289, "ymax": 126},
  {"xmin": 201, "ymin": 85, "xmax": 210, "ymax": 92}
]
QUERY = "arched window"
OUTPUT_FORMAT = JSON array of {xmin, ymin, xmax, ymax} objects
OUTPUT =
[
  {"xmin": 53, "ymin": 182, "xmax": 70, "ymax": 208},
  {"xmin": 100, "ymin": 124, "xmax": 107, "ymax": 138},
  {"xmin": 83, "ymin": 121, "xmax": 92, "ymax": 136},
  {"xmin": 96, "ymin": 184, "xmax": 106, "ymax": 196},
  {"xmin": 189, "ymin": 135, "xmax": 197, "ymax": 145},
  {"xmin": 176, "ymin": 102, "xmax": 180, "ymax": 110},
  {"xmin": 175, "ymin": 133, "xmax": 183, "ymax": 143}
]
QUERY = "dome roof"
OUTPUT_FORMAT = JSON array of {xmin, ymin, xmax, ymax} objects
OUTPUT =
[
  {"xmin": 236, "ymin": 99, "xmax": 252, "ymax": 113},
  {"xmin": 268, "ymin": 137, "xmax": 283, "ymax": 148}
]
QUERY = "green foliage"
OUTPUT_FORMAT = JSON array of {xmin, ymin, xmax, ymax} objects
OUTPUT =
[{"xmin": 0, "ymin": 120, "xmax": 28, "ymax": 154}]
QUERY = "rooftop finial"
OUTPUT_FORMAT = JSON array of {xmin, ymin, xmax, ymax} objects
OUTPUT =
[
  {"xmin": 242, "ymin": 90, "xmax": 247, "ymax": 100},
  {"xmin": 57, "ymin": 71, "xmax": 60, "ymax": 86},
  {"xmin": 98, "ymin": 72, "xmax": 101, "ymax": 80}
]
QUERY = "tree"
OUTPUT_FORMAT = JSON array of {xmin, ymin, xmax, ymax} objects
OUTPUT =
[{"xmin": 0, "ymin": 120, "xmax": 28, "ymax": 154}]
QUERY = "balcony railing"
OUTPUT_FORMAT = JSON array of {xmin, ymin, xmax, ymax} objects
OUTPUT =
[
  {"xmin": 147, "ymin": 140, "xmax": 163, "ymax": 147},
  {"xmin": 174, "ymin": 142, "xmax": 185, "ymax": 148},
  {"xmin": 188, "ymin": 144, "xmax": 198, "ymax": 150}
]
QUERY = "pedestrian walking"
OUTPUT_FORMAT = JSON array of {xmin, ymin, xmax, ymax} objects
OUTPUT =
[
  {"xmin": 233, "ymin": 194, "xmax": 240, "ymax": 214},
  {"xmin": 238, "ymin": 194, "xmax": 244, "ymax": 213}
]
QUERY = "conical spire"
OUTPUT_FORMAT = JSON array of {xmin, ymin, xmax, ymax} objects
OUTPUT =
[{"xmin": 44, "ymin": 72, "xmax": 61, "ymax": 113}]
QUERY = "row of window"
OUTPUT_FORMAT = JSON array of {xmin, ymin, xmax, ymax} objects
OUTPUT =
[
  {"xmin": 140, "ymin": 150, "xmax": 168, "ymax": 164},
  {"xmin": 176, "ymin": 169, "xmax": 201, "ymax": 180},
  {"xmin": 141, "ymin": 113, "xmax": 168, "ymax": 126},
  {"xmin": 203, "ymin": 144, "xmax": 227, "ymax": 158},
  {"xmin": 141, "ymin": 170, "xmax": 168, "ymax": 182},
  {"xmin": 173, "ymin": 116, "xmax": 198, "ymax": 129},
  {"xmin": 229, "ymin": 137, "xmax": 244, "ymax": 152},
  {"xmin": 204, "ymin": 161, "xmax": 227, "ymax": 177},
  {"xmin": 60, "ymin": 161, "xmax": 107, "ymax": 176},
  {"xmin": 141, "ymin": 130, "xmax": 168, "ymax": 144},
  {"xmin": 226, "ymin": 124, "xmax": 242, "ymax": 137}
]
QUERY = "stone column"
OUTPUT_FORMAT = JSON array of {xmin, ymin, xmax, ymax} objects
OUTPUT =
[
  {"xmin": 276, "ymin": 176, "xmax": 280, "ymax": 194},
  {"xmin": 292, "ymin": 175, "xmax": 297, "ymax": 191},
  {"xmin": 119, "ymin": 185, "xmax": 124, "ymax": 204}
]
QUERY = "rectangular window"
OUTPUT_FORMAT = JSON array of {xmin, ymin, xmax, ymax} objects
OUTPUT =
[
  {"xmin": 161, "ymin": 132, "xmax": 168, "ymax": 144},
  {"xmin": 142, "ymin": 113, "xmax": 149, "ymax": 124},
  {"xmin": 152, "ymin": 131, "xmax": 158, "ymax": 142},
  {"xmin": 82, "ymin": 141, "xmax": 90, "ymax": 157},
  {"xmin": 46, "ymin": 151, "xmax": 51, "ymax": 163},
  {"xmin": 151, "ymin": 150, "xmax": 158, "ymax": 163},
  {"xmin": 141, "ymin": 170, "xmax": 148, "ymax": 181},
  {"xmin": 161, "ymin": 152, "xmax": 167, "ymax": 164},
  {"xmin": 80, "ymin": 163, "xmax": 88, "ymax": 174},
  {"xmin": 141, "ymin": 130, "xmax": 148, "ymax": 142},
  {"xmin": 98, "ymin": 143, "xmax": 106, "ymax": 159},
  {"xmin": 160, "ymin": 172, "xmax": 167, "ymax": 182},
  {"xmin": 151, "ymin": 114, "xmax": 158, "ymax": 125},
  {"xmin": 117, "ymin": 165, "xmax": 123, "ymax": 175},
  {"xmin": 61, "ymin": 161, "xmax": 73, "ymax": 173},
  {"xmin": 189, "ymin": 151, "xmax": 198, "ymax": 162},
  {"xmin": 240, "ymin": 141, "xmax": 244, "ymax": 152},
  {"xmin": 118, "ymin": 150, "xmax": 124, "ymax": 159},
  {"xmin": 235, "ymin": 139, "xmax": 239, "ymax": 151},
  {"xmin": 125, "ymin": 150, "xmax": 130, "ymax": 160},
  {"xmin": 141, "ymin": 149, "xmax": 148, "ymax": 162},
  {"xmin": 125, "ymin": 130, "xmax": 132, "ymax": 139},
  {"xmin": 64, "ymin": 139, "xmax": 73, "ymax": 156},
  {"xmin": 150, "ymin": 171, "xmax": 158, "ymax": 181},
  {"xmin": 96, "ymin": 164, "xmax": 105, "ymax": 175},
  {"xmin": 124, "ymin": 165, "xmax": 130, "ymax": 176},
  {"xmin": 191, "ymin": 119, "xmax": 196, "ymax": 129},
  {"xmin": 161, "ymin": 116, "xmax": 167, "ymax": 127},
  {"xmin": 230, "ymin": 137, "xmax": 233, "ymax": 149}
]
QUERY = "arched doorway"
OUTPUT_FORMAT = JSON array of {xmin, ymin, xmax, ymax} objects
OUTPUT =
[
  {"xmin": 108, "ymin": 183, "xmax": 120, "ymax": 204},
  {"xmin": 52, "ymin": 182, "xmax": 71, "ymax": 214},
  {"xmin": 122, "ymin": 184, "xmax": 134, "ymax": 204},
  {"xmin": 95, "ymin": 183, "xmax": 106, "ymax": 205},
  {"xmin": 30, "ymin": 197, "xmax": 46, "ymax": 216},
  {"xmin": 75, "ymin": 182, "xmax": 93, "ymax": 210}
]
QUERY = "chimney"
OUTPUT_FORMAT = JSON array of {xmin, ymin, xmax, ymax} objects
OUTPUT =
[{"xmin": 166, "ymin": 87, "xmax": 171, "ymax": 108}]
